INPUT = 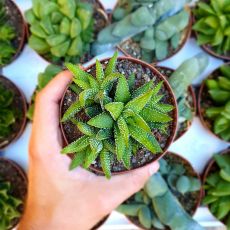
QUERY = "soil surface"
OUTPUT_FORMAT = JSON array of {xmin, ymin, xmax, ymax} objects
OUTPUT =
[
  {"xmin": 2, "ymin": 0, "xmax": 25, "ymax": 66},
  {"xmin": 156, "ymin": 67, "xmax": 195, "ymax": 141},
  {"xmin": 0, "ymin": 76, "xmax": 27, "ymax": 149},
  {"xmin": 127, "ymin": 153, "xmax": 201, "ymax": 230},
  {"xmin": 0, "ymin": 158, "xmax": 27, "ymax": 228},
  {"xmin": 61, "ymin": 59, "xmax": 177, "ymax": 173}
]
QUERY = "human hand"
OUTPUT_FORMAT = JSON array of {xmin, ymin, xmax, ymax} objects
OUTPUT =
[{"xmin": 19, "ymin": 71, "xmax": 159, "ymax": 230}]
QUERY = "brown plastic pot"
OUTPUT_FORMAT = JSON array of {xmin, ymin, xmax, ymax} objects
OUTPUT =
[
  {"xmin": 0, "ymin": 157, "xmax": 28, "ymax": 229},
  {"xmin": 154, "ymin": 66, "xmax": 196, "ymax": 141},
  {"xmin": 1, "ymin": 0, "xmax": 26, "ymax": 67},
  {"xmin": 202, "ymin": 149, "xmax": 230, "ymax": 226},
  {"xmin": 198, "ymin": 63, "xmax": 230, "ymax": 143},
  {"xmin": 26, "ymin": 0, "xmax": 109, "ymax": 66},
  {"xmin": 0, "ymin": 75, "xmax": 27, "ymax": 150},
  {"xmin": 192, "ymin": 1, "xmax": 230, "ymax": 61},
  {"xmin": 91, "ymin": 214, "xmax": 110, "ymax": 230},
  {"xmin": 125, "ymin": 152, "xmax": 202, "ymax": 230},
  {"xmin": 60, "ymin": 56, "xmax": 178, "ymax": 176},
  {"xmin": 110, "ymin": 4, "xmax": 192, "ymax": 64}
]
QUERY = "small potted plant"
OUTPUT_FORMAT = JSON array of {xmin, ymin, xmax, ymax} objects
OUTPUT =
[
  {"xmin": 0, "ymin": 157, "xmax": 27, "ymax": 229},
  {"xmin": 203, "ymin": 150, "xmax": 230, "ymax": 229},
  {"xmin": 60, "ymin": 52, "xmax": 178, "ymax": 179},
  {"xmin": 198, "ymin": 63, "xmax": 230, "ymax": 142},
  {"xmin": 117, "ymin": 152, "xmax": 203, "ymax": 229},
  {"xmin": 193, "ymin": 0, "xmax": 230, "ymax": 61},
  {"xmin": 92, "ymin": 0, "xmax": 192, "ymax": 63},
  {"xmin": 25, "ymin": 0, "xmax": 108, "ymax": 66},
  {"xmin": 0, "ymin": 0, "xmax": 26, "ymax": 67},
  {"xmin": 0, "ymin": 75, "xmax": 27, "ymax": 149},
  {"xmin": 27, "ymin": 64, "xmax": 62, "ymax": 121},
  {"xmin": 155, "ymin": 53, "xmax": 208, "ymax": 141}
]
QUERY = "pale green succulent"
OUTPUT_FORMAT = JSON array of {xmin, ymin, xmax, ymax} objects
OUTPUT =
[
  {"xmin": 92, "ymin": 0, "xmax": 191, "ymax": 62},
  {"xmin": 0, "ymin": 181, "xmax": 22, "ymax": 230},
  {"xmin": 61, "ymin": 52, "xmax": 174, "ymax": 179},
  {"xmin": 117, "ymin": 158, "xmax": 202, "ymax": 230},
  {"xmin": 25, "ymin": 0, "xmax": 94, "ymax": 64}
]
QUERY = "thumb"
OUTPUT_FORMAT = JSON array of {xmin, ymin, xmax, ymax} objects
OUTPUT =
[{"xmin": 98, "ymin": 161, "xmax": 159, "ymax": 212}]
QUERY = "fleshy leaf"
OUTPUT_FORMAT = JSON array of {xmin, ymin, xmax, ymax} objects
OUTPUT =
[
  {"xmin": 115, "ymin": 75, "xmax": 131, "ymax": 103},
  {"xmin": 100, "ymin": 150, "xmax": 112, "ymax": 179},
  {"xmin": 87, "ymin": 112, "xmax": 114, "ymax": 128},
  {"xmin": 105, "ymin": 102, "xmax": 124, "ymax": 120},
  {"xmin": 61, "ymin": 100, "xmax": 82, "ymax": 122}
]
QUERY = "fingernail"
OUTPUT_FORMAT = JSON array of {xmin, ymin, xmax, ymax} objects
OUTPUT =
[{"xmin": 149, "ymin": 162, "xmax": 160, "ymax": 176}]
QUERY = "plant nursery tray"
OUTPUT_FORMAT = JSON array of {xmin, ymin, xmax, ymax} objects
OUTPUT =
[{"xmin": 3, "ymin": 0, "xmax": 229, "ymax": 229}]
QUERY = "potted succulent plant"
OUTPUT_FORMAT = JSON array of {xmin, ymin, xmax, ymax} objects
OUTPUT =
[
  {"xmin": 27, "ymin": 64, "xmax": 62, "ymax": 121},
  {"xmin": 25, "ymin": 0, "xmax": 108, "ymax": 66},
  {"xmin": 92, "ymin": 0, "xmax": 192, "ymax": 63},
  {"xmin": 117, "ymin": 152, "xmax": 203, "ymax": 230},
  {"xmin": 0, "ymin": 75, "xmax": 27, "ymax": 149},
  {"xmin": 0, "ymin": 0, "xmax": 26, "ymax": 67},
  {"xmin": 155, "ymin": 53, "xmax": 208, "ymax": 141},
  {"xmin": 0, "ymin": 157, "xmax": 27, "ymax": 229},
  {"xmin": 60, "ymin": 52, "xmax": 178, "ymax": 179},
  {"xmin": 193, "ymin": 0, "xmax": 230, "ymax": 61},
  {"xmin": 203, "ymin": 150, "xmax": 230, "ymax": 229},
  {"xmin": 198, "ymin": 63, "xmax": 230, "ymax": 142}
]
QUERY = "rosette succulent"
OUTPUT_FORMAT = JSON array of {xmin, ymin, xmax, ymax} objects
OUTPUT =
[
  {"xmin": 0, "ymin": 181, "xmax": 22, "ymax": 230},
  {"xmin": 27, "ymin": 64, "xmax": 62, "ymax": 120},
  {"xmin": 0, "ymin": 83, "xmax": 15, "ymax": 140},
  {"xmin": 205, "ymin": 65, "xmax": 230, "ymax": 141},
  {"xmin": 203, "ymin": 153, "xmax": 230, "ymax": 229},
  {"xmin": 193, "ymin": 0, "xmax": 230, "ymax": 56},
  {"xmin": 117, "ymin": 158, "xmax": 202, "ymax": 230},
  {"xmin": 25, "ymin": 0, "xmax": 94, "ymax": 64},
  {"xmin": 61, "ymin": 52, "xmax": 174, "ymax": 179},
  {"xmin": 93, "ymin": 0, "xmax": 191, "ymax": 62},
  {"xmin": 0, "ymin": 1, "xmax": 16, "ymax": 66}
]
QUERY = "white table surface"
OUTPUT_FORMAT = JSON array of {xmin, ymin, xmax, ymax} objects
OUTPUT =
[{"xmin": 3, "ymin": 1, "xmax": 230, "ymax": 229}]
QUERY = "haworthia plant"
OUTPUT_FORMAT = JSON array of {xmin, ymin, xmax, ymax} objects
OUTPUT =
[
  {"xmin": 205, "ymin": 65, "xmax": 230, "ymax": 141},
  {"xmin": 203, "ymin": 153, "xmax": 230, "ymax": 229},
  {"xmin": 61, "ymin": 52, "xmax": 174, "ymax": 179},
  {"xmin": 25, "ymin": 0, "xmax": 94, "ymax": 64},
  {"xmin": 0, "ymin": 83, "xmax": 16, "ymax": 140},
  {"xmin": 168, "ymin": 53, "xmax": 209, "ymax": 123},
  {"xmin": 27, "ymin": 64, "xmax": 62, "ymax": 120},
  {"xmin": 117, "ymin": 158, "xmax": 202, "ymax": 230},
  {"xmin": 193, "ymin": 0, "xmax": 230, "ymax": 56},
  {"xmin": 0, "ymin": 181, "xmax": 22, "ymax": 230},
  {"xmin": 0, "ymin": 1, "xmax": 16, "ymax": 66},
  {"xmin": 92, "ymin": 0, "xmax": 191, "ymax": 62}
]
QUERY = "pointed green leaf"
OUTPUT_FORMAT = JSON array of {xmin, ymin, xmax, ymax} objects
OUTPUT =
[
  {"xmin": 153, "ymin": 103, "xmax": 174, "ymax": 113},
  {"xmin": 152, "ymin": 81, "xmax": 163, "ymax": 96},
  {"xmin": 122, "ymin": 143, "xmax": 132, "ymax": 169},
  {"xmin": 129, "ymin": 125, "xmax": 162, "ymax": 153},
  {"xmin": 128, "ymin": 73, "xmax": 136, "ymax": 91},
  {"xmin": 71, "ymin": 119, "xmax": 95, "ymax": 136},
  {"xmin": 117, "ymin": 116, "xmax": 129, "ymax": 146},
  {"xmin": 105, "ymin": 102, "xmax": 124, "ymax": 120},
  {"xmin": 105, "ymin": 51, "xmax": 118, "ymax": 76},
  {"xmin": 79, "ymin": 89, "xmax": 98, "ymax": 106},
  {"xmin": 69, "ymin": 152, "xmax": 85, "ymax": 170},
  {"xmin": 89, "ymin": 138, "xmax": 103, "ymax": 154},
  {"xmin": 61, "ymin": 136, "xmax": 89, "ymax": 154},
  {"xmin": 115, "ymin": 75, "xmax": 131, "ymax": 103},
  {"xmin": 96, "ymin": 59, "xmax": 105, "ymax": 83},
  {"xmin": 132, "ymin": 80, "xmax": 153, "ymax": 98},
  {"xmin": 88, "ymin": 112, "xmax": 114, "ymax": 128},
  {"xmin": 114, "ymin": 125, "xmax": 126, "ymax": 161},
  {"xmin": 141, "ymin": 108, "xmax": 172, "ymax": 123},
  {"xmin": 61, "ymin": 100, "xmax": 82, "ymax": 122},
  {"xmin": 83, "ymin": 147, "xmax": 99, "ymax": 169},
  {"xmin": 96, "ymin": 129, "xmax": 112, "ymax": 140},
  {"xmin": 100, "ymin": 150, "xmax": 112, "ymax": 179},
  {"xmin": 101, "ymin": 73, "xmax": 123, "ymax": 90},
  {"xmin": 103, "ymin": 140, "xmax": 116, "ymax": 154}
]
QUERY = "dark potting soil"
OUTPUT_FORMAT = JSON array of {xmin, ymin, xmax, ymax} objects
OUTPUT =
[
  {"xmin": 0, "ymin": 158, "xmax": 27, "ymax": 228},
  {"xmin": 156, "ymin": 67, "xmax": 195, "ymax": 141},
  {"xmin": 126, "ymin": 154, "xmax": 200, "ymax": 230},
  {"xmin": 0, "ymin": 76, "xmax": 26, "ymax": 149},
  {"xmin": 61, "ymin": 59, "xmax": 176, "ymax": 173},
  {"xmin": 4, "ymin": 0, "xmax": 25, "ymax": 61}
]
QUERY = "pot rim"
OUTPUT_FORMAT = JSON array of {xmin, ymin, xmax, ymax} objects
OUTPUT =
[
  {"xmin": 110, "ymin": 6, "xmax": 192, "ymax": 64},
  {"xmin": 60, "ymin": 55, "xmax": 178, "ymax": 176},
  {"xmin": 198, "ymin": 62, "xmax": 230, "ymax": 143},
  {"xmin": 154, "ymin": 65, "xmax": 196, "ymax": 141},
  {"xmin": 123, "ymin": 151, "xmax": 202, "ymax": 230},
  {"xmin": 0, "ymin": 75, "xmax": 27, "ymax": 150},
  {"xmin": 1, "ymin": 0, "xmax": 26, "ymax": 68},
  {"xmin": 25, "ymin": 0, "xmax": 109, "ymax": 67}
]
